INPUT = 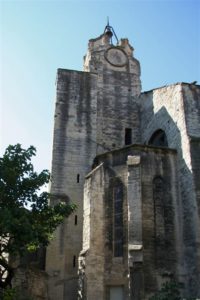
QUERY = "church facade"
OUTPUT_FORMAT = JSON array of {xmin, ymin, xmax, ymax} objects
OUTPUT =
[{"xmin": 45, "ymin": 25, "xmax": 200, "ymax": 300}]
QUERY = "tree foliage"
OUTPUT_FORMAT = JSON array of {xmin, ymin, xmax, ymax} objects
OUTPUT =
[{"xmin": 0, "ymin": 144, "xmax": 76, "ymax": 289}]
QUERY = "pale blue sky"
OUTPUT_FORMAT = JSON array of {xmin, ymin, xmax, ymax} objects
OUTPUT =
[{"xmin": 1, "ymin": 0, "xmax": 200, "ymax": 172}]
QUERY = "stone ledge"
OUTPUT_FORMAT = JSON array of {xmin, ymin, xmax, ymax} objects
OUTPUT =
[
  {"xmin": 128, "ymin": 244, "xmax": 143, "ymax": 251},
  {"xmin": 127, "ymin": 155, "xmax": 141, "ymax": 166}
]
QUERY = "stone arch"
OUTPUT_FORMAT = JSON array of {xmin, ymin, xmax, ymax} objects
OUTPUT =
[{"xmin": 148, "ymin": 129, "xmax": 168, "ymax": 147}]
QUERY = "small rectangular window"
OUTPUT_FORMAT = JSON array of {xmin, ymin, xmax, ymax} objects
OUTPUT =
[{"xmin": 125, "ymin": 128, "xmax": 132, "ymax": 145}]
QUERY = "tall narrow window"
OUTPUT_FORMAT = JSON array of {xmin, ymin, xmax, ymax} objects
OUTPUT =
[
  {"xmin": 73, "ymin": 255, "xmax": 76, "ymax": 268},
  {"xmin": 125, "ymin": 128, "xmax": 132, "ymax": 145},
  {"xmin": 77, "ymin": 174, "xmax": 80, "ymax": 183},
  {"xmin": 74, "ymin": 215, "xmax": 78, "ymax": 225},
  {"xmin": 113, "ymin": 183, "xmax": 123, "ymax": 257}
]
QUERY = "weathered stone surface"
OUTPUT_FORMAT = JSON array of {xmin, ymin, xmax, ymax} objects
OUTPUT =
[
  {"xmin": 13, "ymin": 267, "xmax": 48, "ymax": 300},
  {"xmin": 46, "ymin": 31, "xmax": 142, "ymax": 300},
  {"xmin": 140, "ymin": 83, "xmax": 200, "ymax": 297},
  {"xmin": 46, "ymin": 27, "xmax": 200, "ymax": 300},
  {"xmin": 80, "ymin": 145, "xmax": 179, "ymax": 299}
]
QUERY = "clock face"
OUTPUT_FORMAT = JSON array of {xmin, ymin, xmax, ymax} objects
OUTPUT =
[{"xmin": 104, "ymin": 47, "xmax": 128, "ymax": 67}]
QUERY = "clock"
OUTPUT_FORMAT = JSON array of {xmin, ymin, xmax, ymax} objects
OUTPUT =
[{"xmin": 104, "ymin": 47, "xmax": 128, "ymax": 67}]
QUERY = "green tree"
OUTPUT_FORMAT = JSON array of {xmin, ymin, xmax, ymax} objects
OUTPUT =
[{"xmin": 0, "ymin": 144, "xmax": 76, "ymax": 289}]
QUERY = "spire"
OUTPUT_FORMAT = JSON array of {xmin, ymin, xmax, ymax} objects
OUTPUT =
[{"xmin": 103, "ymin": 18, "xmax": 118, "ymax": 44}]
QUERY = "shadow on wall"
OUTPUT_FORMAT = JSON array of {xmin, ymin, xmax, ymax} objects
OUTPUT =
[{"xmin": 140, "ymin": 93, "xmax": 200, "ymax": 299}]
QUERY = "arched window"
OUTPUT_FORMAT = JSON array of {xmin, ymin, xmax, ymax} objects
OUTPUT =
[
  {"xmin": 148, "ymin": 129, "xmax": 168, "ymax": 147},
  {"xmin": 113, "ymin": 182, "xmax": 123, "ymax": 257}
]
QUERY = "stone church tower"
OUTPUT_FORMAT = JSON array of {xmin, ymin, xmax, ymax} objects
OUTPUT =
[{"xmin": 46, "ymin": 24, "xmax": 200, "ymax": 300}]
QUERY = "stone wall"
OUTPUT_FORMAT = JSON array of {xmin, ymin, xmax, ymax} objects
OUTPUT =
[
  {"xmin": 78, "ymin": 164, "xmax": 105, "ymax": 299},
  {"xmin": 84, "ymin": 35, "xmax": 142, "ymax": 154},
  {"xmin": 12, "ymin": 267, "xmax": 48, "ymax": 300},
  {"xmin": 96, "ymin": 69, "xmax": 141, "ymax": 154},
  {"xmin": 46, "ymin": 69, "xmax": 98, "ymax": 300},
  {"xmin": 140, "ymin": 83, "xmax": 200, "ymax": 297},
  {"xmin": 182, "ymin": 84, "xmax": 200, "ymax": 138},
  {"xmin": 182, "ymin": 84, "xmax": 200, "ymax": 297}
]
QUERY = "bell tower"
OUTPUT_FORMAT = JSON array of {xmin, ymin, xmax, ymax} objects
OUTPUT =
[
  {"xmin": 83, "ymin": 22, "xmax": 142, "ymax": 154},
  {"xmin": 46, "ymin": 23, "xmax": 142, "ymax": 300},
  {"xmin": 83, "ymin": 21, "xmax": 141, "ymax": 98}
]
